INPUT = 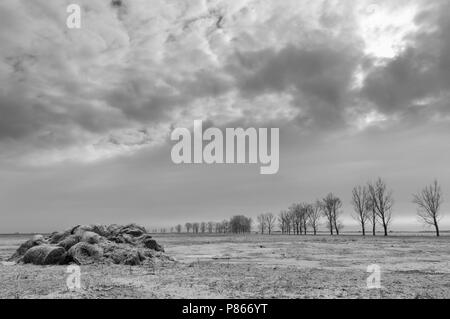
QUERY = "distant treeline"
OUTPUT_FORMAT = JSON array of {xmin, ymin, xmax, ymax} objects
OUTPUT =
[
  {"xmin": 162, "ymin": 178, "xmax": 444, "ymax": 237},
  {"xmin": 161, "ymin": 215, "xmax": 252, "ymax": 235}
]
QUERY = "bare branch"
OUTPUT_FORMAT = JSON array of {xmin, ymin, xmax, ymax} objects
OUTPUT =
[{"xmin": 413, "ymin": 180, "xmax": 443, "ymax": 236}]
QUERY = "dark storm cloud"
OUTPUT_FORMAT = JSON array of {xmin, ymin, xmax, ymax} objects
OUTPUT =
[
  {"xmin": 0, "ymin": 0, "xmax": 247, "ymax": 162},
  {"xmin": 105, "ymin": 69, "xmax": 233, "ymax": 123},
  {"xmin": 362, "ymin": 1, "xmax": 450, "ymax": 120},
  {"xmin": 0, "ymin": 0, "xmax": 368, "ymax": 158},
  {"xmin": 0, "ymin": 95, "xmax": 70, "ymax": 141},
  {"xmin": 225, "ymin": 39, "xmax": 363, "ymax": 128},
  {"xmin": 1, "ymin": 0, "xmax": 449, "ymax": 165}
]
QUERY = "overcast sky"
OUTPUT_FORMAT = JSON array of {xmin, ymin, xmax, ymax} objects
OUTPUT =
[{"xmin": 1, "ymin": 0, "xmax": 449, "ymax": 233}]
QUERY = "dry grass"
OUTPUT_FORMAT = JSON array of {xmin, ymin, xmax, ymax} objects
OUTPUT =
[{"xmin": 0, "ymin": 233, "xmax": 449, "ymax": 298}]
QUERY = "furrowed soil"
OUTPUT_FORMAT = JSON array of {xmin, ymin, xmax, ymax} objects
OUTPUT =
[{"xmin": 1, "ymin": 233, "xmax": 449, "ymax": 299}]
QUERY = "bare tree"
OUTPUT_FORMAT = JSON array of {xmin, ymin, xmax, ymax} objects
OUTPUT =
[
  {"xmin": 216, "ymin": 220, "xmax": 229, "ymax": 233},
  {"xmin": 278, "ymin": 210, "xmax": 290, "ymax": 234},
  {"xmin": 368, "ymin": 178, "xmax": 394, "ymax": 236},
  {"xmin": 322, "ymin": 193, "xmax": 342, "ymax": 235},
  {"xmin": 192, "ymin": 222, "xmax": 200, "ymax": 234},
  {"xmin": 229, "ymin": 215, "xmax": 252, "ymax": 233},
  {"xmin": 413, "ymin": 180, "xmax": 443, "ymax": 237},
  {"xmin": 207, "ymin": 221, "xmax": 214, "ymax": 233},
  {"xmin": 278, "ymin": 211, "xmax": 286, "ymax": 234},
  {"xmin": 321, "ymin": 194, "xmax": 335, "ymax": 235},
  {"xmin": 175, "ymin": 224, "xmax": 182, "ymax": 233},
  {"xmin": 185, "ymin": 222, "xmax": 192, "ymax": 233},
  {"xmin": 285, "ymin": 211, "xmax": 292, "ymax": 234},
  {"xmin": 222, "ymin": 220, "xmax": 230, "ymax": 233},
  {"xmin": 288, "ymin": 203, "xmax": 301, "ymax": 235},
  {"xmin": 351, "ymin": 185, "xmax": 371, "ymax": 236},
  {"xmin": 300, "ymin": 203, "xmax": 310, "ymax": 235},
  {"xmin": 365, "ymin": 194, "xmax": 378, "ymax": 236},
  {"xmin": 332, "ymin": 198, "xmax": 343, "ymax": 235},
  {"xmin": 264, "ymin": 213, "xmax": 276, "ymax": 235},
  {"xmin": 293, "ymin": 203, "xmax": 309, "ymax": 235},
  {"xmin": 257, "ymin": 214, "xmax": 266, "ymax": 234},
  {"xmin": 308, "ymin": 201, "xmax": 322, "ymax": 235},
  {"xmin": 200, "ymin": 222, "xmax": 206, "ymax": 233}
]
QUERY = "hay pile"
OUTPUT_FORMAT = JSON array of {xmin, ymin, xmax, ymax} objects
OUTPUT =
[
  {"xmin": 9, "ymin": 223, "xmax": 167, "ymax": 266},
  {"xmin": 22, "ymin": 245, "xmax": 67, "ymax": 265}
]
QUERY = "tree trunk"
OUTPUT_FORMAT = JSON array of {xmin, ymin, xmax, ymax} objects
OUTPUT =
[
  {"xmin": 434, "ymin": 219, "xmax": 440, "ymax": 237},
  {"xmin": 361, "ymin": 222, "xmax": 366, "ymax": 236},
  {"xmin": 372, "ymin": 213, "xmax": 376, "ymax": 236},
  {"xmin": 333, "ymin": 221, "xmax": 339, "ymax": 236}
]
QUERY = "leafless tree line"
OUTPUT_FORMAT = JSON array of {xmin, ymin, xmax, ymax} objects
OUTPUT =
[
  {"xmin": 171, "ymin": 178, "xmax": 444, "ymax": 237},
  {"xmin": 268, "ymin": 178, "xmax": 443, "ymax": 237},
  {"xmin": 257, "ymin": 213, "xmax": 276, "ymax": 234},
  {"xmin": 274, "ymin": 195, "xmax": 342, "ymax": 236},
  {"xmin": 351, "ymin": 178, "xmax": 443, "ymax": 237},
  {"xmin": 181, "ymin": 221, "xmax": 222, "ymax": 234},
  {"xmin": 176, "ymin": 215, "xmax": 252, "ymax": 234},
  {"xmin": 351, "ymin": 178, "xmax": 393, "ymax": 236}
]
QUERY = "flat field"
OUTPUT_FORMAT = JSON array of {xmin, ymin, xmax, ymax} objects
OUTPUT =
[{"xmin": 0, "ymin": 233, "xmax": 449, "ymax": 298}]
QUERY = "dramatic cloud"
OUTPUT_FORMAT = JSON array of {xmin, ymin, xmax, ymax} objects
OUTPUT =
[
  {"xmin": 0, "ymin": 0, "xmax": 449, "ymax": 231},
  {"xmin": 0, "ymin": 0, "xmax": 388, "ymax": 163},
  {"xmin": 362, "ymin": 1, "xmax": 450, "ymax": 122}
]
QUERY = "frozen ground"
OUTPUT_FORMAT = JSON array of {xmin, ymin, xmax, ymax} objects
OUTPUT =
[{"xmin": 0, "ymin": 233, "xmax": 449, "ymax": 298}]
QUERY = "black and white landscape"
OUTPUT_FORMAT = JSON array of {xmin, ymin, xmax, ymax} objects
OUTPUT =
[{"xmin": 0, "ymin": 0, "xmax": 449, "ymax": 299}]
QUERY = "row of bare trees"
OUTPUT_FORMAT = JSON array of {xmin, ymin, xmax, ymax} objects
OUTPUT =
[
  {"xmin": 179, "ymin": 221, "xmax": 226, "ymax": 234},
  {"xmin": 352, "ymin": 178, "xmax": 443, "ymax": 236},
  {"xmin": 177, "ymin": 215, "xmax": 252, "ymax": 234},
  {"xmin": 256, "ymin": 213, "xmax": 276, "ymax": 234},
  {"xmin": 351, "ymin": 178, "xmax": 393, "ymax": 236},
  {"xmin": 275, "ymin": 194, "xmax": 342, "ymax": 236},
  {"xmin": 271, "ymin": 178, "xmax": 443, "ymax": 237},
  {"xmin": 229, "ymin": 215, "xmax": 252, "ymax": 234},
  {"xmin": 172, "ymin": 178, "xmax": 444, "ymax": 237},
  {"xmin": 351, "ymin": 178, "xmax": 443, "ymax": 237}
]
